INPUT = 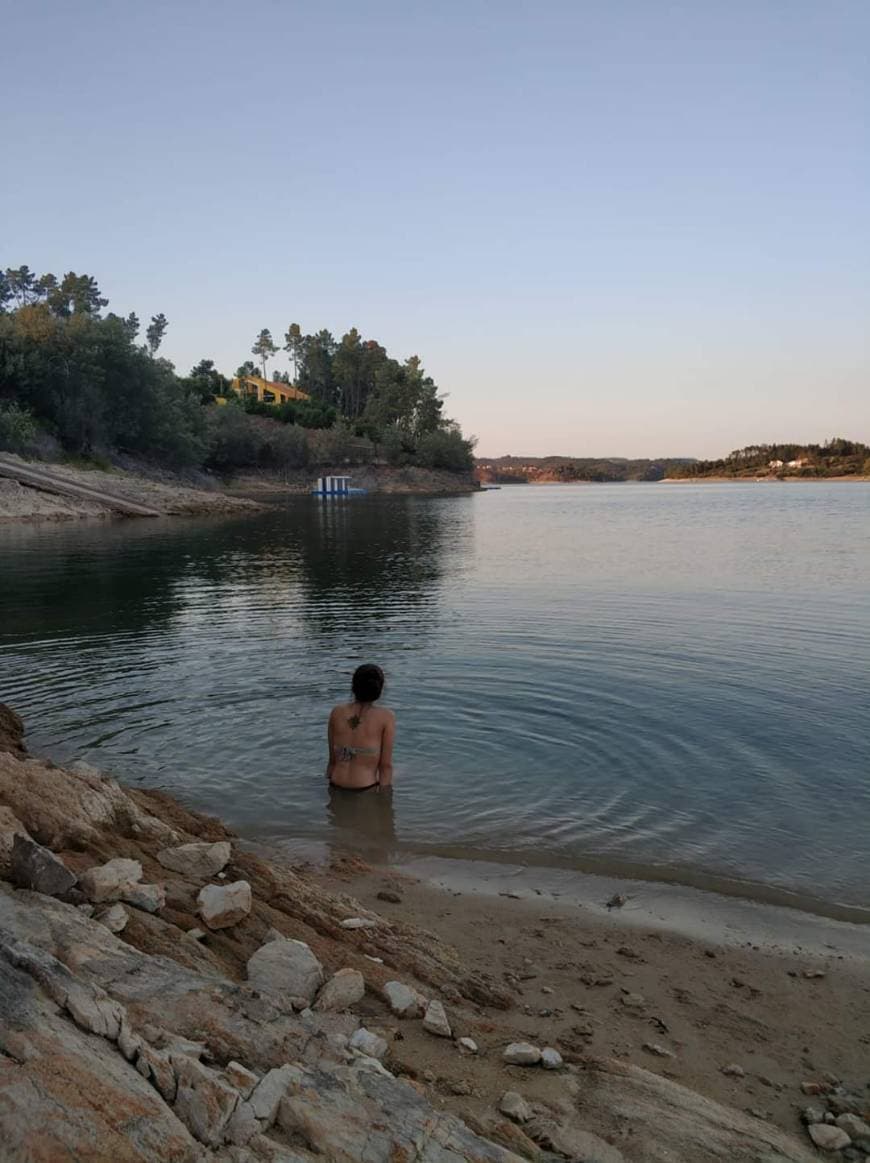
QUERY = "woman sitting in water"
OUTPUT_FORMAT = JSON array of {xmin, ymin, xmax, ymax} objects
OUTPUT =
[{"xmin": 326, "ymin": 664, "xmax": 395, "ymax": 792}]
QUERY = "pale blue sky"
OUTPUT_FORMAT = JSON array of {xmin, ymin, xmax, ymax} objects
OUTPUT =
[{"xmin": 2, "ymin": 1, "xmax": 867, "ymax": 457}]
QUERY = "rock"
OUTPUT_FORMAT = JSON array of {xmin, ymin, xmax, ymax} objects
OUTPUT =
[
  {"xmin": 197, "ymin": 880, "xmax": 252, "ymax": 929},
  {"xmin": 0, "ymin": 806, "xmax": 28, "ymax": 877},
  {"xmin": 172, "ymin": 1053, "xmax": 240, "ymax": 1146},
  {"xmin": 503, "ymin": 1042, "xmax": 542, "ymax": 1066},
  {"xmin": 136, "ymin": 1042, "xmax": 178, "ymax": 1102},
  {"xmin": 458, "ymin": 1036, "xmax": 479, "ymax": 1054},
  {"xmin": 808, "ymin": 1124, "xmax": 851, "ymax": 1151},
  {"xmin": 801, "ymin": 1080, "xmax": 829, "ymax": 1095},
  {"xmin": 340, "ymin": 916, "xmax": 378, "ymax": 930},
  {"xmin": 643, "ymin": 1042, "xmax": 676, "ymax": 1059},
  {"xmin": 722, "ymin": 1063, "xmax": 746, "ymax": 1078},
  {"xmin": 122, "ymin": 881, "xmax": 165, "ymax": 913},
  {"xmin": 349, "ymin": 1027, "xmax": 388, "ymax": 1060},
  {"xmin": 249, "ymin": 1064, "xmax": 299, "ymax": 1124},
  {"xmin": 498, "ymin": 1090, "xmax": 532, "ymax": 1123},
  {"xmin": 315, "ymin": 968, "xmax": 365, "ymax": 1012},
  {"xmin": 606, "ymin": 892, "xmax": 627, "ymax": 908},
  {"xmin": 156, "ymin": 839, "xmax": 232, "ymax": 880},
  {"xmin": 186, "ymin": 927, "xmax": 206, "ymax": 941},
  {"xmin": 541, "ymin": 1047, "xmax": 563, "ymax": 1069},
  {"xmin": 276, "ymin": 1061, "xmax": 525, "ymax": 1161},
  {"xmin": 79, "ymin": 857, "xmax": 143, "ymax": 902},
  {"xmin": 0, "ymin": 703, "xmax": 26, "ymax": 755},
  {"xmin": 802, "ymin": 1105, "xmax": 826, "ymax": 1125},
  {"xmin": 423, "ymin": 998, "xmax": 452, "ymax": 1038},
  {"xmin": 837, "ymin": 1114, "xmax": 870, "ymax": 1139},
  {"xmin": 224, "ymin": 1060, "xmax": 259, "ymax": 1099},
  {"xmin": 246, "ymin": 937, "xmax": 323, "ymax": 1004},
  {"xmin": 543, "ymin": 1123, "xmax": 626, "ymax": 1163},
  {"xmin": 621, "ymin": 992, "xmax": 646, "ymax": 1009},
  {"xmin": 377, "ymin": 890, "xmax": 402, "ymax": 903},
  {"xmin": 97, "ymin": 902, "xmax": 128, "ymax": 933},
  {"xmin": 383, "ymin": 979, "xmax": 426, "ymax": 1018},
  {"xmin": 9, "ymin": 834, "xmax": 77, "ymax": 897}
]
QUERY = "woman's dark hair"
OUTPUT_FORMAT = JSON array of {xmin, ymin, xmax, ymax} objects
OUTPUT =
[{"xmin": 352, "ymin": 663, "xmax": 385, "ymax": 704}]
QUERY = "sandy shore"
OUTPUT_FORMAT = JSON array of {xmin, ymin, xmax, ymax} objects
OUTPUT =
[{"xmin": 304, "ymin": 849, "xmax": 870, "ymax": 1144}]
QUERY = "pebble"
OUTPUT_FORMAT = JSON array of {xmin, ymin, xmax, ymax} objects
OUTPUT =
[
  {"xmin": 802, "ymin": 969, "xmax": 826, "ymax": 979},
  {"xmin": 807, "ymin": 1124, "xmax": 851, "ymax": 1151},
  {"xmin": 186, "ymin": 928, "xmax": 206, "ymax": 941},
  {"xmin": 422, "ymin": 999, "xmax": 452, "ymax": 1039},
  {"xmin": 541, "ymin": 986, "xmax": 554, "ymax": 995},
  {"xmin": 643, "ymin": 1042, "xmax": 676, "ymax": 1059},
  {"xmin": 340, "ymin": 917, "xmax": 378, "ymax": 930},
  {"xmin": 606, "ymin": 893, "xmax": 627, "ymax": 909},
  {"xmin": 621, "ymin": 993, "xmax": 646, "ymax": 1009},
  {"xmin": 541, "ymin": 1047, "xmax": 563, "ymax": 1070},
  {"xmin": 450, "ymin": 1080, "xmax": 472, "ymax": 1096},
  {"xmin": 498, "ymin": 1091, "xmax": 532, "ymax": 1123},
  {"xmin": 457, "ymin": 1037, "xmax": 478, "ymax": 1054},
  {"xmin": 721, "ymin": 1064, "xmax": 745, "ymax": 1078},
  {"xmin": 376, "ymin": 890, "xmax": 402, "ymax": 903},
  {"xmin": 503, "ymin": 1042, "xmax": 542, "ymax": 1066}
]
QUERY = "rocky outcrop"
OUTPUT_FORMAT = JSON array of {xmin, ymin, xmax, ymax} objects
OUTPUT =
[{"xmin": 0, "ymin": 704, "xmax": 25, "ymax": 756}]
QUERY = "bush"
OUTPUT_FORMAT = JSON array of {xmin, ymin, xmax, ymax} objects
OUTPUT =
[
  {"xmin": 414, "ymin": 427, "xmax": 476, "ymax": 472},
  {"xmin": 205, "ymin": 405, "xmax": 262, "ymax": 471},
  {"xmin": 0, "ymin": 402, "xmax": 42, "ymax": 454},
  {"xmin": 259, "ymin": 423, "xmax": 309, "ymax": 471},
  {"xmin": 380, "ymin": 427, "xmax": 414, "ymax": 467}
]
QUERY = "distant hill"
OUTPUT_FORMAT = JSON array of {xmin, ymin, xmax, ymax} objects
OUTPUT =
[
  {"xmin": 475, "ymin": 455, "xmax": 697, "ymax": 484},
  {"xmin": 663, "ymin": 439, "xmax": 870, "ymax": 480}
]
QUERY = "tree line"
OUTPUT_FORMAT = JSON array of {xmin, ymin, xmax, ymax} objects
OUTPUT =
[
  {"xmin": 0, "ymin": 265, "xmax": 475, "ymax": 474},
  {"xmin": 667, "ymin": 440, "xmax": 870, "ymax": 479}
]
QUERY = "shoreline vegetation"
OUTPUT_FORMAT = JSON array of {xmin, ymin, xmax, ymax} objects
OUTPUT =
[
  {"xmin": 1, "ymin": 704, "xmax": 868, "ymax": 1161},
  {"xmin": 476, "ymin": 440, "xmax": 870, "ymax": 485},
  {"xmin": 0, "ymin": 263, "xmax": 478, "ymax": 521}
]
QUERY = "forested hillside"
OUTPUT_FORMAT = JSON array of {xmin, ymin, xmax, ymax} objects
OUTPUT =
[
  {"xmin": 665, "ymin": 440, "xmax": 870, "ymax": 479},
  {"xmin": 0, "ymin": 265, "xmax": 474, "ymax": 475},
  {"xmin": 476, "ymin": 455, "xmax": 697, "ymax": 483}
]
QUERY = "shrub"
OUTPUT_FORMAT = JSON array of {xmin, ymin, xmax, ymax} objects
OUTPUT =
[
  {"xmin": 205, "ymin": 405, "xmax": 262, "ymax": 471},
  {"xmin": 259, "ymin": 423, "xmax": 309, "ymax": 471},
  {"xmin": 0, "ymin": 402, "xmax": 42, "ymax": 454}
]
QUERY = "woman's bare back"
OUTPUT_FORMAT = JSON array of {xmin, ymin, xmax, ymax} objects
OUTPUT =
[{"xmin": 327, "ymin": 701, "xmax": 395, "ymax": 790}]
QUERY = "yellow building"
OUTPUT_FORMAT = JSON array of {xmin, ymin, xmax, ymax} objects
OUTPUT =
[{"xmin": 219, "ymin": 375, "xmax": 310, "ymax": 406}]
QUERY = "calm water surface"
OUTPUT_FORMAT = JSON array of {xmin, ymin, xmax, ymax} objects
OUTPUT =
[{"xmin": 1, "ymin": 483, "xmax": 868, "ymax": 911}]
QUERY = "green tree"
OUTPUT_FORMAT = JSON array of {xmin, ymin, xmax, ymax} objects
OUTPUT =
[
  {"xmin": 185, "ymin": 358, "xmax": 229, "ymax": 403},
  {"xmin": 284, "ymin": 322, "xmax": 303, "ymax": 380},
  {"xmin": 146, "ymin": 313, "xmax": 168, "ymax": 357},
  {"xmin": 252, "ymin": 328, "xmax": 277, "ymax": 380}
]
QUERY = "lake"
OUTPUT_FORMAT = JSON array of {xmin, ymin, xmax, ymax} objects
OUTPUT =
[{"xmin": 1, "ymin": 482, "xmax": 869, "ymax": 914}]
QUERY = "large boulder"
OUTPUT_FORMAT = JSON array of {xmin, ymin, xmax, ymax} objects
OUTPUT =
[
  {"xmin": 246, "ymin": 937, "xmax": 323, "ymax": 1004},
  {"xmin": 9, "ymin": 834, "xmax": 77, "ymax": 897},
  {"xmin": 0, "ymin": 749, "xmax": 178, "ymax": 850},
  {"xmin": 197, "ymin": 880, "xmax": 251, "ymax": 929},
  {"xmin": 156, "ymin": 840, "xmax": 231, "ymax": 881}
]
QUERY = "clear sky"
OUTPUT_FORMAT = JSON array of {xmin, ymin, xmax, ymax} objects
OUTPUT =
[{"xmin": 2, "ymin": 1, "xmax": 867, "ymax": 458}]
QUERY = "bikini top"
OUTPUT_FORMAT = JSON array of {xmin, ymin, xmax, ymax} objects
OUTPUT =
[{"xmin": 335, "ymin": 744, "xmax": 378, "ymax": 763}]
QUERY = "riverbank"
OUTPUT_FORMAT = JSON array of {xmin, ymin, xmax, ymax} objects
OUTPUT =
[
  {"xmin": 228, "ymin": 463, "xmax": 478, "ymax": 497},
  {"xmin": 661, "ymin": 475, "xmax": 870, "ymax": 484},
  {"xmin": 1, "ymin": 708, "xmax": 865, "ymax": 1160},
  {"xmin": 0, "ymin": 452, "xmax": 260, "ymax": 522}
]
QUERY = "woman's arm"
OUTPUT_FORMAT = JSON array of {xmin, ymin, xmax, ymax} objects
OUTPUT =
[
  {"xmin": 377, "ymin": 712, "xmax": 396, "ymax": 789},
  {"xmin": 325, "ymin": 711, "xmax": 336, "ymax": 782}
]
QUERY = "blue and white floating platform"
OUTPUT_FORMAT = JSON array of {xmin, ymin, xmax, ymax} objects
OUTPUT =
[{"xmin": 311, "ymin": 474, "xmax": 367, "ymax": 497}]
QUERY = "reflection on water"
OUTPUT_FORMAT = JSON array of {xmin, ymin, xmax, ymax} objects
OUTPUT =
[
  {"xmin": 1, "ymin": 484, "xmax": 870, "ymax": 911},
  {"xmin": 327, "ymin": 786, "xmax": 397, "ymax": 864}
]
